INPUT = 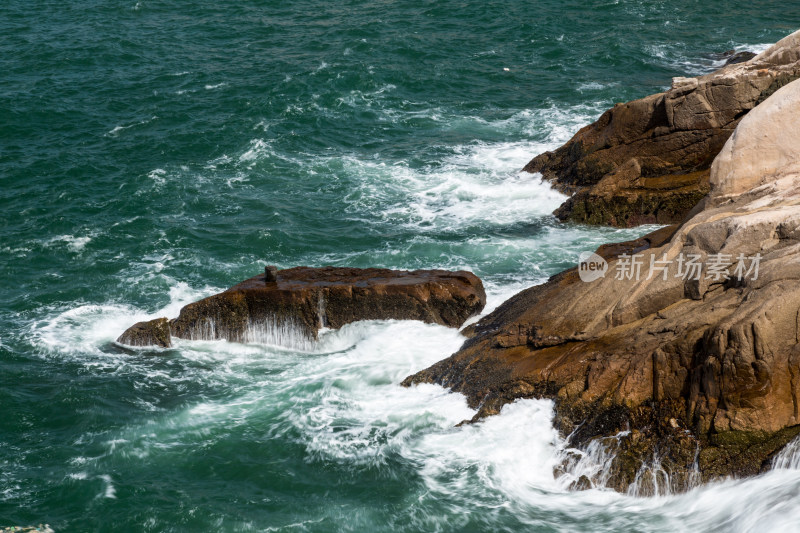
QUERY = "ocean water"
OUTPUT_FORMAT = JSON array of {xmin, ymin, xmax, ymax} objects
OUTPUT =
[{"xmin": 1, "ymin": 1, "xmax": 799, "ymax": 531}]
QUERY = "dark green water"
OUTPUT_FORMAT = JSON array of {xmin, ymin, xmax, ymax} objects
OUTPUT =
[{"xmin": 2, "ymin": 1, "xmax": 800, "ymax": 531}]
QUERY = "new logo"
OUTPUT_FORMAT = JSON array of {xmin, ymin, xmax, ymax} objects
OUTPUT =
[{"xmin": 578, "ymin": 251, "xmax": 608, "ymax": 282}]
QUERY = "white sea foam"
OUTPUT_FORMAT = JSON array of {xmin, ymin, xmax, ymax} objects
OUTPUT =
[
  {"xmin": 0, "ymin": 244, "xmax": 32, "ymax": 258},
  {"xmin": 367, "ymin": 105, "xmax": 601, "ymax": 231},
  {"xmin": 173, "ymin": 315, "xmax": 315, "ymax": 351},
  {"xmin": 577, "ymin": 81, "xmax": 619, "ymax": 92},
  {"xmin": 85, "ymin": 320, "xmax": 472, "ymax": 466},
  {"xmin": 106, "ymin": 116, "xmax": 158, "ymax": 137},
  {"xmin": 747, "ymin": 43, "xmax": 774, "ymax": 56},
  {"xmin": 213, "ymin": 101, "xmax": 606, "ymax": 238},
  {"xmin": 336, "ymin": 84, "xmax": 396, "ymax": 108},
  {"xmin": 339, "ymin": 141, "xmax": 567, "ymax": 231},
  {"xmin": 47, "ymin": 234, "xmax": 93, "ymax": 252},
  {"xmin": 31, "ymin": 280, "xmax": 215, "ymax": 358},
  {"xmin": 98, "ymin": 474, "xmax": 116, "ymax": 499},
  {"xmin": 226, "ymin": 129, "xmax": 580, "ymax": 236},
  {"xmin": 147, "ymin": 168, "xmax": 167, "ymax": 185},
  {"xmin": 285, "ymin": 322, "xmax": 474, "ymax": 461},
  {"xmin": 401, "ymin": 396, "xmax": 800, "ymax": 532},
  {"xmin": 644, "ymin": 41, "xmax": 777, "ymax": 79},
  {"xmin": 411, "ymin": 399, "xmax": 563, "ymax": 498},
  {"xmin": 239, "ymin": 138, "xmax": 273, "ymax": 164}
]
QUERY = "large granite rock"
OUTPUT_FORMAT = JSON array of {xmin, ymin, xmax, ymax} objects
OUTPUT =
[
  {"xmin": 405, "ymin": 78, "xmax": 800, "ymax": 493},
  {"xmin": 117, "ymin": 267, "xmax": 486, "ymax": 348},
  {"xmin": 523, "ymin": 30, "xmax": 800, "ymax": 227}
]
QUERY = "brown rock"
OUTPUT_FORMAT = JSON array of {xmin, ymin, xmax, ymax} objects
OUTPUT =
[
  {"xmin": 116, "ymin": 317, "xmax": 171, "ymax": 348},
  {"xmin": 264, "ymin": 265, "xmax": 278, "ymax": 282},
  {"xmin": 120, "ymin": 267, "xmax": 486, "ymax": 347},
  {"xmin": 405, "ymin": 77, "xmax": 800, "ymax": 492},
  {"xmin": 523, "ymin": 30, "xmax": 800, "ymax": 227},
  {"xmin": 569, "ymin": 475, "xmax": 592, "ymax": 491}
]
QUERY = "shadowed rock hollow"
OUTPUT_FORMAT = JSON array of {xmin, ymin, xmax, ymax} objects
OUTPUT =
[
  {"xmin": 405, "ymin": 76, "xmax": 800, "ymax": 494},
  {"xmin": 117, "ymin": 267, "xmax": 486, "ymax": 348},
  {"xmin": 523, "ymin": 30, "xmax": 800, "ymax": 227}
]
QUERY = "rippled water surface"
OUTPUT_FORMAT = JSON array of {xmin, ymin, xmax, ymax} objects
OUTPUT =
[{"xmin": 2, "ymin": 1, "xmax": 799, "ymax": 531}]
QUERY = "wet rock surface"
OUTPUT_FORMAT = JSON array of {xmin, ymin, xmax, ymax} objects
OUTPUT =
[
  {"xmin": 523, "ymin": 30, "xmax": 800, "ymax": 227},
  {"xmin": 117, "ymin": 267, "xmax": 486, "ymax": 348},
  {"xmin": 115, "ymin": 317, "xmax": 171, "ymax": 348},
  {"xmin": 405, "ymin": 76, "xmax": 800, "ymax": 493},
  {"xmin": 723, "ymin": 50, "xmax": 757, "ymax": 65}
]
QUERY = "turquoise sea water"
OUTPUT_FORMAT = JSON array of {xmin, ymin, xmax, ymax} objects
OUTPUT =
[{"xmin": 2, "ymin": 1, "xmax": 800, "ymax": 531}]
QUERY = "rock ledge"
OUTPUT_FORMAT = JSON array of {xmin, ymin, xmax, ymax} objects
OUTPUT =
[{"xmin": 117, "ymin": 267, "xmax": 486, "ymax": 348}]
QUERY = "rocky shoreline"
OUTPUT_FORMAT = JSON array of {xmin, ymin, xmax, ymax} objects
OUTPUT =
[
  {"xmin": 404, "ymin": 30, "xmax": 800, "ymax": 493},
  {"xmin": 523, "ymin": 30, "xmax": 800, "ymax": 227}
]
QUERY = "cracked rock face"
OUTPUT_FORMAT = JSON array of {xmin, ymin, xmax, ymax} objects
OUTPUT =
[
  {"xmin": 405, "ymin": 77, "xmax": 800, "ymax": 493},
  {"xmin": 523, "ymin": 29, "xmax": 800, "ymax": 227},
  {"xmin": 116, "ymin": 267, "xmax": 486, "ymax": 348}
]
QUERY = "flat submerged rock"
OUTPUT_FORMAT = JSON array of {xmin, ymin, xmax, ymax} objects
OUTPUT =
[{"xmin": 117, "ymin": 266, "xmax": 486, "ymax": 348}]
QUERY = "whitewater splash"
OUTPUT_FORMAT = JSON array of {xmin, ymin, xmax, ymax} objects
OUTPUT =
[
  {"xmin": 178, "ymin": 315, "xmax": 316, "ymax": 351},
  {"xmin": 553, "ymin": 430, "xmax": 701, "ymax": 497},
  {"xmin": 143, "ymin": 102, "xmax": 611, "ymax": 240},
  {"xmin": 772, "ymin": 436, "xmax": 800, "ymax": 470}
]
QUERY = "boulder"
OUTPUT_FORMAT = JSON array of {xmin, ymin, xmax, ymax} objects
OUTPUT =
[
  {"xmin": 405, "ymin": 78, "xmax": 800, "ymax": 493},
  {"xmin": 523, "ymin": 29, "xmax": 800, "ymax": 226},
  {"xmin": 116, "ymin": 317, "xmax": 171, "ymax": 348},
  {"xmin": 118, "ymin": 267, "xmax": 486, "ymax": 348}
]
